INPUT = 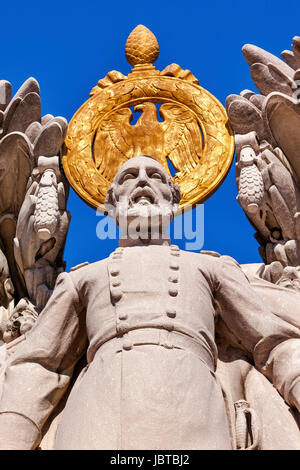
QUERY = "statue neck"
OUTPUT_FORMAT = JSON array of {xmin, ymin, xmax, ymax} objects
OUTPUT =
[{"xmin": 118, "ymin": 234, "xmax": 171, "ymax": 248}]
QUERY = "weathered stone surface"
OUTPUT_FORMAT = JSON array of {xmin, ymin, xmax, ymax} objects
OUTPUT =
[
  {"xmin": 227, "ymin": 34, "xmax": 300, "ymax": 289},
  {"xmin": 0, "ymin": 157, "xmax": 299, "ymax": 450},
  {"xmin": 0, "ymin": 81, "xmax": 12, "ymax": 112},
  {"xmin": 0, "ymin": 77, "xmax": 70, "ymax": 340},
  {"xmin": 1, "ymin": 27, "xmax": 300, "ymax": 451}
]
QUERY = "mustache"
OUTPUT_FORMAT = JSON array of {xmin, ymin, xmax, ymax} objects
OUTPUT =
[{"xmin": 129, "ymin": 186, "xmax": 159, "ymax": 205}]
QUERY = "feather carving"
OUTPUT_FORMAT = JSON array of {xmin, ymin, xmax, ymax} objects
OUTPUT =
[
  {"xmin": 160, "ymin": 103, "xmax": 203, "ymax": 172},
  {"xmin": 93, "ymin": 102, "xmax": 203, "ymax": 180}
]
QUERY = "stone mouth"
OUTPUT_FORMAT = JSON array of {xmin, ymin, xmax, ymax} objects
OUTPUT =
[{"xmin": 131, "ymin": 187, "xmax": 157, "ymax": 206}]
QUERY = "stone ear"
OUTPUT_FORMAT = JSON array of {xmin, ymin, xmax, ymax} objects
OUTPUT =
[
  {"xmin": 105, "ymin": 184, "xmax": 117, "ymax": 213},
  {"xmin": 172, "ymin": 183, "xmax": 181, "ymax": 205}
]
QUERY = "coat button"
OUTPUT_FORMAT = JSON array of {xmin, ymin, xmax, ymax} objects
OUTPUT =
[
  {"xmin": 110, "ymin": 269, "xmax": 120, "ymax": 276},
  {"xmin": 168, "ymin": 287, "xmax": 178, "ymax": 297},
  {"xmin": 118, "ymin": 313, "xmax": 128, "ymax": 320},
  {"xmin": 112, "ymin": 288, "xmax": 122, "ymax": 302},
  {"xmin": 166, "ymin": 308, "xmax": 176, "ymax": 318},
  {"xmin": 168, "ymin": 275, "xmax": 178, "ymax": 283},
  {"xmin": 123, "ymin": 339, "xmax": 133, "ymax": 350},
  {"xmin": 170, "ymin": 262, "xmax": 179, "ymax": 270},
  {"xmin": 117, "ymin": 322, "xmax": 129, "ymax": 334},
  {"xmin": 112, "ymin": 280, "xmax": 121, "ymax": 287}
]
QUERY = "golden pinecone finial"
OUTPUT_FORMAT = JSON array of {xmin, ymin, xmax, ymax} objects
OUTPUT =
[{"xmin": 125, "ymin": 25, "xmax": 159, "ymax": 66}]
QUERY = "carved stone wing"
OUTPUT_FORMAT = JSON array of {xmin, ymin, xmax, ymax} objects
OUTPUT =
[{"xmin": 0, "ymin": 133, "xmax": 33, "ymax": 215}]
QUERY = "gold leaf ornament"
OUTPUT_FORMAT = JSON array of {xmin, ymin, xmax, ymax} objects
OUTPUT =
[{"xmin": 63, "ymin": 25, "xmax": 234, "ymax": 212}]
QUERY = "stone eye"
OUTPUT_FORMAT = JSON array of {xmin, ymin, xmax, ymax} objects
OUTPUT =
[
  {"xmin": 122, "ymin": 172, "xmax": 136, "ymax": 182},
  {"xmin": 150, "ymin": 172, "xmax": 162, "ymax": 180}
]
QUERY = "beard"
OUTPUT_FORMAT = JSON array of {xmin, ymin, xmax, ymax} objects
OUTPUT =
[{"xmin": 116, "ymin": 201, "xmax": 174, "ymax": 241}]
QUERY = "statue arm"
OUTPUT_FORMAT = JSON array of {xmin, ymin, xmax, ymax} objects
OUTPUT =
[
  {"xmin": 0, "ymin": 272, "xmax": 87, "ymax": 449},
  {"xmin": 215, "ymin": 255, "xmax": 300, "ymax": 411}
]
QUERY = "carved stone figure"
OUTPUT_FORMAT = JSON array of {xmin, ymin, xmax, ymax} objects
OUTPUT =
[
  {"xmin": 219, "ymin": 35, "xmax": 300, "ymax": 449},
  {"xmin": 226, "ymin": 36, "xmax": 300, "ymax": 287},
  {"xmin": 1, "ymin": 26, "xmax": 300, "ymax": 451},
  {"xmin": 0, "ymin": 77, "xmax": 70, "ymax": 345},
  {"xmin": 1, "ymin": 155, "xmax": 300, "ymax": 450}
]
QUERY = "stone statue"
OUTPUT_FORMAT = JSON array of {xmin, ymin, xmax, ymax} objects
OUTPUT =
[
  {"xmin": 226, "ymin": 36, "xmax": 300, "ymax": 287},
  {"xmin": 1, "ymin": 26, "xmax": 300, "ymax": 451},
  {"xmin": 222, "ymin": 34, "xmax": 300, "ymax": 449},
  {"xmin": 1, "ymin": 155, "xmax": 300, "ymax": 450}
]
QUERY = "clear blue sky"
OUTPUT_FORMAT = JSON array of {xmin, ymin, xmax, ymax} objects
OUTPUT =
[{"xmin": 2, "ymin": 0, "xmax": 300, "ymax": 268}]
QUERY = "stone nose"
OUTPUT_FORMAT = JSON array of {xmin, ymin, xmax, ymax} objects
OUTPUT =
[
  {"xmin": 136, "ymin": 170, "xmax": 148, "ymax": 187},
  {"xmin": 137, "ymin": 179, "xmax": 147, "ymax": 187}
]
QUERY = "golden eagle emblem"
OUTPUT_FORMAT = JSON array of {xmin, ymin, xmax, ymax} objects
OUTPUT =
[{"xmin": 93, "ymin": 102, "xmax": 203, "ymax": 181}]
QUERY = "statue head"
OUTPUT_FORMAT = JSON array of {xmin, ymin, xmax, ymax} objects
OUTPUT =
[{"xmin": 105, "ymin": 155, "xmax": 180, "ymax": 240}]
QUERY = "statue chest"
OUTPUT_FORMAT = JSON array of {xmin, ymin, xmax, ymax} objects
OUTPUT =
[
  {"xmin": 104, "ymin": 245, "xmax": 216, "ymax": 331},
  {"xmin": 110, "ymin": 244, "xmax": 172, "ymax": 293},
  {"xmin": 85, "ymin": 245, "xmax": 217, "ymax": 366}
]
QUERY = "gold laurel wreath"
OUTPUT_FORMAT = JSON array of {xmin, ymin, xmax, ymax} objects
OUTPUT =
[{"xmin": 62, "ymin": 25, "xmax": 234, "ymax": 212}]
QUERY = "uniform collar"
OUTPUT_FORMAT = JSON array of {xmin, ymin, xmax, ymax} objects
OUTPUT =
[{"xmin": 118, "ymin": 236, "xmax": 171, "ymax": 248}]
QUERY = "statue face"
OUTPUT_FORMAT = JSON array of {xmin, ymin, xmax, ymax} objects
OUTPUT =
[
  {"xmin": 107, "ymin": 156, "xmax": 179, "ymax": 235},
  {"xmin": 114, "ymin": 156, "xmax": 173, "ymax": 208}
]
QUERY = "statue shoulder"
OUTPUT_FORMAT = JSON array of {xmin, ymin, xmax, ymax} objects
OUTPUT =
[
  {"xmin": 69, "ymin": 257, "xmax": 110, "ymax": 273},
  {"xmin": 198, "ymin": 251, "xmax": 241, "ymax": 272},
  {"xmin": 218, "ymin": 254, "xmax": 241, "ymax": 267},
  {"xmin": 179, "ymin": 250, "xmax": 222, "ymax": 272},
  {"xmin": 70, "ymin": 261, "xmax": 89, "ymax": 272},
  {"xmin": 199, "ymin": 250, "xmax": 221, "ymax": 258},
  {"xmin": 68, "ymin": 258, "xmax": 109, "ymax": 282},
  {"xmin": 199, "ymin": 250, "xmax": 240, "ymax": 265}
]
